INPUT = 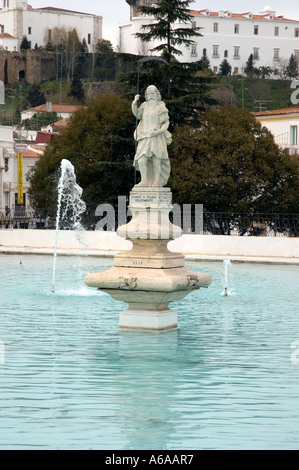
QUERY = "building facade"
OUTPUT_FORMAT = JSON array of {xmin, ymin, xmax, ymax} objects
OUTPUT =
[
  {"xmin": 119, "ymin": 2, "xmax": 299, "ymax": 76},
  {"xmin": 254, "ymin": 107, "xmax": 299, "ymax": 155},
  {"xmin": 0, "ymin": 0, "xmax": 102, "ymax": 52},
  {"xmin": 0, "ymin": 125, "xmax": 44, "ymax": 219}
]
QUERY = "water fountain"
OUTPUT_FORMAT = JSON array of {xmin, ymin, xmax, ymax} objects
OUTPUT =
[
  {"xmin": 222, "ymin": 259, "xmax": 232, "ymax": 296},
  {"xmin": 51, "ymin": 159, "xmax": 86, "ymax": 293},
  {"xmin": 84, "ymin": 85, "xmax": 212, "ymax": 331}
]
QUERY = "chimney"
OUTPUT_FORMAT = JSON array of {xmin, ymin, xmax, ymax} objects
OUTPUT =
[{"xmin": 46, "ymin": 101, "xmax": 52, "ymax": 112}]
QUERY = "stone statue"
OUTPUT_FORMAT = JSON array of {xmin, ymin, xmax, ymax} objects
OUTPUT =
[{"xmin": 132, "ymin": 85, "xmax": 172, "ymax": 187}]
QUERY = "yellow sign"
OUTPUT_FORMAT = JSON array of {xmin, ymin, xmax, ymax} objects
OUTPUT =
[{"xmin": 18, "ymin": 153, "xmax": 23, "ymax": 204}]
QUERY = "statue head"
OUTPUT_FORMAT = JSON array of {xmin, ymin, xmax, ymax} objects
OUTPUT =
[{"xmin": 145, "ymin": 85, "xmax": 161, "ymax": 102}]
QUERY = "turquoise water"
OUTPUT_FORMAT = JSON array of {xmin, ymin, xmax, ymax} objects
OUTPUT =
[{"xmin": 1, "ymin": 253, "xmax": 299, "ymax": 450}]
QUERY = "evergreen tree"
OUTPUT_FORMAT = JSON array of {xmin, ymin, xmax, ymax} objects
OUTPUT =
[
  {"xmin": 170, "ymin": 106, "xmax": 299, "ymax": 216},
  {"xmin": 27, "ymin": 95, "xmax": 136, "ymax": 215},
  {"xmin": 219, "ymin": 58, "xmax": 232, "ymax": 76},
  {"xmin": 119, "ymin": 1, "xmax": 216, "ymax": 127},
  {"xmin": 135, "ymin": 0, "xmax": 202, "ymax": 62},
  {"xmin": 26, "ymin": 84, "xmax": 46, "ymax": 108},
  {"xmin": 244, "ymin": 54, "xmax": 256, "ymax": 79},
  {"xmin": 286, "ymin": 54, "xmax": 299, "ymax": 79},
  {"xmin": 68, "ymin": 72, "xmax": 85, "ymax": 103},
  {"xmin": 20, "ymin": 36, "xmax": 30, "ymax": 50}
]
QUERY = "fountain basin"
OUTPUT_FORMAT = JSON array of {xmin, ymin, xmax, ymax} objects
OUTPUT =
[{"xmin": 85, "ymin": 187, "xmax": 212, "ymax": 331}]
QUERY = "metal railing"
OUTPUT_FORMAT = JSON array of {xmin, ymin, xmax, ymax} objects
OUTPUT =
[{"xmin": 1, "ymin": 208, "xmax": 299, "ymax": 236}]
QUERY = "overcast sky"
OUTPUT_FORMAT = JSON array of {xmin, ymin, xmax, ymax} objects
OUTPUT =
[{"xmin": 28, "ymin": 0, "xmax": 299, "ymax": 46}]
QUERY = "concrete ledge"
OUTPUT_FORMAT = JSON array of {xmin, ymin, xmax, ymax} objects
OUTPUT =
[{"xmin": 0, "ymin": 229, "xmax": 299, "ymax": 264}]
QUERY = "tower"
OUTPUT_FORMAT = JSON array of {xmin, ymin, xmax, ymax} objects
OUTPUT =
[{"xmin": 126, "ymin": 0, "xmax": 160, "ymax": 20}]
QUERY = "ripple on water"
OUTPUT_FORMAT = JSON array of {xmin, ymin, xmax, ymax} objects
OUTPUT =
[{"xmin": 1, "ymin": 255, "xmax": 299, "ymax": 449}]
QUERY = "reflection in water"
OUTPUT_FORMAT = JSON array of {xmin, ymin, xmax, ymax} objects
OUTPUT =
[{"xmin": 1, "ymin": 255, "xmax": 299, "ymax": 449}]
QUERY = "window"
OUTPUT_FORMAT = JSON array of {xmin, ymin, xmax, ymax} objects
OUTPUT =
[
  {"xmin": 291, "ymin": 126, "xmax": 297, "ymax": 146},
  {"xmin": 274, "ymin": 26, "xmax": 279, "ymax": 36},
  {"xmin": 254, "ymin": 25, "xmax": 259, "ymax": 35},
  {"xmin": 212, "ymin": 45, "xmax": 219, "ymax": 58},
  {"xmin": 224, "ymin": 50, "xmax": 228, "ymax": 58},
  {"xmin": 88, "ymin": 34, "xmax": 91, "ymax": 45},
  {"xmin": 233, "ymin": 67, "xmax": 239, "ymax": 74},
  {"xmin": 253, "ymin": 48, "xmax": 259, "ymax": 60},
  {"xmin": 28, "ymin": 27, "xmax": 31, "ymax": 35},
  {"xmin": 4, "ymin": 158, "xmax": 8, "ymax": 172},
  {"xmin": 191, "ymin": 43, "xmax": 197, "ymax": 57},
  {"xmin": 294, "ymin": 50, "xmax": 299, "ymax": 61},
  {"xmin": 295, "ymin": 28, "xmax": 299, "ymax": 37},
  {"xmin": 233, "ymin": 46, "xmax": 240, "ymax": 59},
  {"xmin": 213, "ymin": 66, "xmax": 218, "ymax": 74},
  {"xmin": 213, "ymin": 23, "xmax": 218, "ymax": 33},
  {"xmin": 191, "ymin": 21, "xmax": 197, "ymax": 29},
  {"xmin": 273, "ymin": 48, "xmax": 280, "ymax": 61},
  {"xmin": 234, "ymin": 24, "xmax": 239, "ymax": 34}
]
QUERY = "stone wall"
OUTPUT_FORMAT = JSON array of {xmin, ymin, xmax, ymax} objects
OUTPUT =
[{"xmin": 0, "ymin": 50, "xmax": 56, "ymax": 85}]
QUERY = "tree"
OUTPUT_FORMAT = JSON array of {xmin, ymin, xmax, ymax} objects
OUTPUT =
[
  {"xmin": 219, "ymin": 59, "xmax": 232, "ymax": 76},
  {"xmin": 244, "ymin": 54, "xmax": 258, "ymax": 79},
  {"xmin": 68, "ymin": 72, "xmax": 85, "ymax": 103},
  {"xmin": 257, "ymin": 65, "xmax": 273, "ymax": 79},
  {"xmin": 135, "ymin": 0, "xmax": 202, "ymax": 62},
  {"xmin": 119, "ymin": 1, "xmax": 216, "ymax": 128},
  {"xmin": 286, "ymin": 54, "xmax": 299, "ymax": 79},
  {"xmin": 22, "ymin": 111, "xmax": 59, "ymax": 130},
  {"xmin": 20, "ymin": 36, "xmax": 30, "ymax": 50},
  {"xmin": 27, "ymin": 94, "xmax": 136, "ymax": 215},
  {"xmin": 44, "ymin": 26, "xmax": 82, "ymax": 81},
  {"xmin": 26, "ymin": 84, "xmax": 46, "ymax": 108},
  {"xmin": 94, "ymin": 39, "xmax": 116, "ymax": 81},
  {"xmin": 169, "ymin": 106, "xmax": 299, "ymax": 215}
]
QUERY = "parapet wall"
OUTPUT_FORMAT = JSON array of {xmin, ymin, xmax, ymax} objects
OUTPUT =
[
  {"xmin": 0, "ymin": 50, "xmax": 56, "ymax": 85},
  {"xmin": 0, "ymin": 230, "xmax": 299, "ymax": 263}
]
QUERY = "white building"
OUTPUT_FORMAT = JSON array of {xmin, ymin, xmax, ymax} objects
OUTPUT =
[
  {"xmin": 254, "ymin": 107, "xmax": 299, "ymax": 155},
  {"xmin": 21, "ymin": 102, "xmax": 82, "ymax": 122},
  {"xmin": 119, "ymin": 2, "xmax": 299, "ymax": 76},
  {"xmin": 0, "ymin": 0, "xmax": 102, "ymax": 52},
  {"xmin": 0, "ymin": 125, "xmax": 44, "ymax": 219}
]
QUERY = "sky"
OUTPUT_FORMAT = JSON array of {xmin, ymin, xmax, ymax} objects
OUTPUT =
[{"xmin": 28, "ymin": 0, "xmax": 299, "ymax": 47}]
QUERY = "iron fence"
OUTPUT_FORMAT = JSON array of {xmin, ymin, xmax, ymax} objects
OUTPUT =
[{"xmin": 0, "ymin": 207, "xmax": 299, "ymax": 237}]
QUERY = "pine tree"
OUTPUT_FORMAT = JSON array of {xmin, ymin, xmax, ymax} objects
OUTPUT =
[
  {"xmin": 135, "ymin": 0, "xmax": 202, "ymax": 62},
  {"xmin": 26, "ymin": 84, "xmax": 46, "ymax": 108},
  {"xmin": 219, "ymin": 59, "xmax": 232, "ymax": 76},
  {"xmin": 20, "ymin": 36, "xmax": 30, "ymax": 50},
  {"xmin": 244, "ymin": 54, "xmax": 256, "ymax": 79},
  {"xmin": 119, "ymin": 0, "xmax": 216, "ymax": 127},
  {"xmin": 68, "ymin": 72, "xmax": 85, "ymax": 103},
  {"xmin": 286, "ymin": 54, "xmax": 299, "ymax": 79}
]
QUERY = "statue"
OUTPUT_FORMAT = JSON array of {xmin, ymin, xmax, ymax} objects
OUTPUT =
[{"xmin": 132, "ymin": 85, "xmax": 172, "ymax": 188}]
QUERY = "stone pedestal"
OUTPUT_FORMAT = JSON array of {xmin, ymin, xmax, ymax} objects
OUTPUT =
[{"xmin": 84, "ymin": 186, "xmax": 212, "ymax": 331}]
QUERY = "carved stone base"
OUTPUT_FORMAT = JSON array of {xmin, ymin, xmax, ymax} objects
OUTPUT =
[
  {"xmin": 84, "ymin": 187, "xmax": 212, "ymax": 332},
  {"xmin": 119, "ymin": 309, "xmax": 177, "ymax": 332}
]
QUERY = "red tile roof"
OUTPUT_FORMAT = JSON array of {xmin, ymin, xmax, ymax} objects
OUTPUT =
[
  {"xmin": 191, "ymin": 10, "xmax": 298, "ymax": 22},
  {"xmin": 0, "ymin": 33, "xmax": 16, "ymax": 39},
  {"xmin": 27, "ymin": 104, "xmax": 81, "ymax": 113},
  {"xmin": 253, "ymin": 107, "xmax": 299, "ymax": 117}
]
